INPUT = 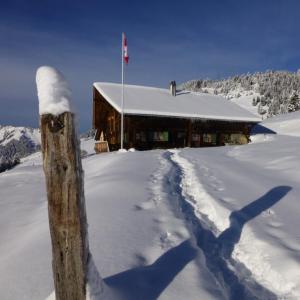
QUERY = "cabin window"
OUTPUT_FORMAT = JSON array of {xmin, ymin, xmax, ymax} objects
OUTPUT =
[
  {"xmin": 155, "ymin": 131, "xmax": 168, "ymax": 142},
  {"xmin": 136, "ymin": 132, "xmax": 147, "ymax": 142},
  {"xmin": 177, "ymin": 132, "xmax": 185, "ymax": 139},
  {"xmin": 203, "ymin": 133, "xmax": 217, "ymax": 145},
  {"xmin": 222, "ymin": 133, "xmax": 248, "ymax": 145},
  {"xmin": 230, "ymin": 133, "xmax": 248, "ymax": 145},
  {"xmin": 192, "ymin": 134, "xmax": 201, "ymax": 142},
  {"xmin": 192, "ymin": 133, "xmax": 201, "ymax": 147},
  {"xmin": 222, "ymin": 134, "xmax": 231, "ymax": 144},
  {"xmin": 149, "ymin": 131, "xmax": 169, "ymax": 142}
]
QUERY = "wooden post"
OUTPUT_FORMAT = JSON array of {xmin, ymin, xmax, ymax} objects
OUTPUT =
[{"xmin": 41, "ymin": 112, "xmax": 89, "ymax": 300}]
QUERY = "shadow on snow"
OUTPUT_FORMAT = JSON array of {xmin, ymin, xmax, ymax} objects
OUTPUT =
[
  {"xmin": 102, "ymin": 151, "xmax": 291, "ymax": 300},
  {"xmin": 104, "ymin": 239, "xmax": 197, "ymax": 300},
  {"xmin": 217, "ymin": 186, "xmax": 291, "ymax": 259},
  {"xmin": 251, "ymin": 124, "xmax": 277, "ymax": 135},
  {"xmin": 164, "ymin": 151, "xmax": 290, "ymax": 299},
  {"xmin": 190, "ymin": 185, "xmax": 291, "ymax": 300}
]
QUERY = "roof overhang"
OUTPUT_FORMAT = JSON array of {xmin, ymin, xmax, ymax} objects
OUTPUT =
[{"xmin": 93, "ymin": 83, "xmax": 261, "ymax": 123}]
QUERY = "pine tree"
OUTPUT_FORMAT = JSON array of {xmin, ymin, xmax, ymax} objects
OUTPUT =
[{"xmin": 288, "ymin": 93, "xmax": 300, "ymax": 112}]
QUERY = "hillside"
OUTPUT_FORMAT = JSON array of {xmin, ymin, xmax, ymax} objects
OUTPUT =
[
  {"xmin": 255, "ymin": 110, "xmax": 300, "ymax": 137},
  {"xmin": 181, "ymin": 70, "xmax": 300, "ymax": 119},
  {"xmin": 0, "ymin": 111, "xmax": 300, "ymax": 299},
  {"xmin": 0, "ymin": 126, "xmax": 40, "ymax": 172}
]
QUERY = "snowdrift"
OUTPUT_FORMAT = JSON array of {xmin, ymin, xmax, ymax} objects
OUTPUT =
[{"xmin": 0, "ymin": 112, "xmax": 299, "ymax": 299}]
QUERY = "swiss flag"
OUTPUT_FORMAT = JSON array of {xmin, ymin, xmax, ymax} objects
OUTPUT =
[{"xmin": 123, "ymin": 33, "xmax": 129, "ymax": 64}]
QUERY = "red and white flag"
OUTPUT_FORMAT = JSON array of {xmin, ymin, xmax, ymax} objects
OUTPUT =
[{"xmin": 123, "ymin": 33, "xmax": 129, "ymax": 64}]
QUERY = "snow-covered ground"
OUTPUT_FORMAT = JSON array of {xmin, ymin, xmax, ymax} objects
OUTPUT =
[
  {"xmin": 256, "ymin": 110, "xmax": 300, "ymax": 137},
  {"xmin": 0, "ymin": 111, "xmax": 299, "ymax": 299}
]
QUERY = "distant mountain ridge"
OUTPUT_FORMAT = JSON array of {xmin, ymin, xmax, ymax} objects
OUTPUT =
[
  {"xmin": 0, "ymin": 125, "xmax": 40, "ymax": 172},
  {"xmin": 181, "ymin": 70, "xmax": 300, "ymax": 118}
]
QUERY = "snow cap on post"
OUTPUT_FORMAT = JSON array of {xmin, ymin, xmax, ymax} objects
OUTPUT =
[{"xmin": 36, "ymin": 66, "xmax": 72, "ymax": 116}]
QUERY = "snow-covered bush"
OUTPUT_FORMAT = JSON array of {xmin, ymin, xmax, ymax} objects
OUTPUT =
[
  {"xmin": 0, "ymin": 156, "xmax": 20, "ymax": 173},
  {"xmin": 288, "ymin": 93, "xmax": 300, "ymax": 112}
]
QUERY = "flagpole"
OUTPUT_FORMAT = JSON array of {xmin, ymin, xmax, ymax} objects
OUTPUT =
[{"xmin": 121, "ymin": 32, "xmax": 124, "ymax": 150}]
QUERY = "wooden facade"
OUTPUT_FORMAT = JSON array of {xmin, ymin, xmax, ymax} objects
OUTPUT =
[{"xmin": 93, "ymin": 87, "xmax": 256, "ymax": 151}]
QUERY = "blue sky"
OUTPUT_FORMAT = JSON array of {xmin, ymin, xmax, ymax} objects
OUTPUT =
[{"xmin": 1, "ymin": 0, "xmax": 300, "ymax": 131}]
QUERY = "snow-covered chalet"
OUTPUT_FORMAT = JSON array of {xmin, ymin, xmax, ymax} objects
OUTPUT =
[{"xmin": 92, "ymin": 82, "xmax": 260, "ymax": 151}]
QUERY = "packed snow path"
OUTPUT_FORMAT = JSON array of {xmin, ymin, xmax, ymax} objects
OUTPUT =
[
  {"xmin": 163, "ymin": 141, "xmax": 300, "ymax": 299},
  {"xmin": 164, "ymin": 150, "xmax": 279, "ymax": 299}
]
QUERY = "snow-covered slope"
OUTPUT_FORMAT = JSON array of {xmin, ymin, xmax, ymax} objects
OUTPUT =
[
  {"xmin": 171, "ymin": 112, "xmax": 300, "ymax": 298},
  {"xmin": 0, "ymin": 126, "xmax": 40, "ymax": 157},
  {"xmin": 255, "ymin": 110, "xmax": 300, "ymax": 137},
  {"xmin": 0, "ymin": 147, "xmax": 222, "ymax": 300},
  {"xmin": 0, "ymin": 125, "xmax": 41, "ymax": 172},
  {"xmin": 182, "ymin": 70, "xmax": 300, "ymax": 118},
  {"xmin": 0, "ymin": 126, "xmax": 40, "ymax": 147},
  {"xmin": 182, "ymin": 84, "xmax": 265, "ymax": 119},
  {"xmin": 0, "ymin": 112, "xmax": 299, "ymax": 299},
  {"xmin": 230, "ymin": 92, "xmax": 262, "ymax": 117}
]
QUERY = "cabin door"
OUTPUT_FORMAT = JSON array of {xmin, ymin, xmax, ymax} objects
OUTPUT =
[{"xmin": 173, "ymin": 131, "xmax": 186, "ymax": 148}]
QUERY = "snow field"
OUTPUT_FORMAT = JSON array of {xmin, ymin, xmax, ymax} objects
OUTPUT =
[
  {"xmin": 1, "ymin": 111, "xmax": 300, "ymax": 299},
  {"xmin": 81, "ymin": 150, "xmax": 220, "ymax": 299},
  {"xmin": 178, "ymin": 144, "xmax": 300, "ymax": 299},
  {"xmin": 257, "ymin": 110, "xmax": 300, "ymax": 137},
  {"xmin": 0, "ymin": 153, "xmax": 52, "ymax": 300},
  {"xmin": 175, "ymin": 112, "xmax": 300, "ymax": 298}
]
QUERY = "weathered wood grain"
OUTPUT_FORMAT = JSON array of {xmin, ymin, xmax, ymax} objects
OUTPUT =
[{"xmin": 41, "ymin": 112, "xmax": 89, "ymax": 300}]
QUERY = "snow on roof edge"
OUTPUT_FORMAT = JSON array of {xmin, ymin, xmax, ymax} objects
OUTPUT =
[
  {"xmin": 94, "ymin": 81, "xmax": 166, "ymax": 92},
  {"xmin": 93, "ymin": 82, "xmax": 261, "ymax": 123},
  {"xmin": 123, "ymin": 109, "xmax": 260, "ymax": 122}
]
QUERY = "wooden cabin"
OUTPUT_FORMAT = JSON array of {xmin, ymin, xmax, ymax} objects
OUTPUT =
[{"xmin": 92, "ymin": 82, "xmax": 260, "ymax": 151}]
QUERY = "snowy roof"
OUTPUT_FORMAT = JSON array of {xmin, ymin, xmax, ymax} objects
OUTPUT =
[{"xmin": 93, "ymin": 82, "xmax": 260, "ymax": 122}]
